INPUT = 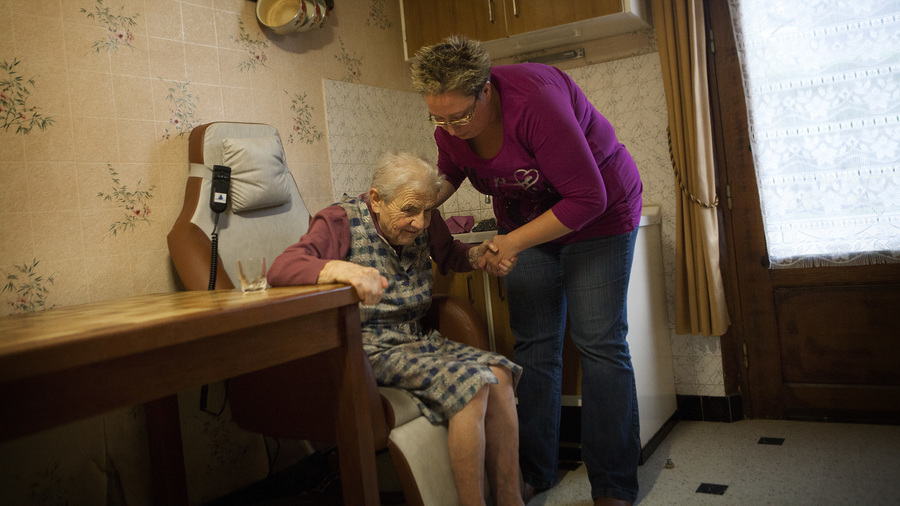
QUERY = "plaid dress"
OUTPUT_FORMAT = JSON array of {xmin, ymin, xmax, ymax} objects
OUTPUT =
[{"xmin": 341, "ymin": 196, "xmax": 522, "ymax": 423}]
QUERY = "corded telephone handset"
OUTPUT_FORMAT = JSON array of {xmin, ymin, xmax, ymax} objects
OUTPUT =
[{"xmin": 208, "ymin": 165, "xmax": 231, "ymax": 290}]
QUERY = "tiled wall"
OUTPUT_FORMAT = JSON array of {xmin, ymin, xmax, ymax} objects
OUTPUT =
[{"xmin": 325, "ymin": 79, "xmax": 497, "ymax": 223}]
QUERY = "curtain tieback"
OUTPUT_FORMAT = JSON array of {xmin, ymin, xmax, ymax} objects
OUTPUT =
[{"xmin": 667, "ymin": 127, "xmax": 719, "ymax": 209}]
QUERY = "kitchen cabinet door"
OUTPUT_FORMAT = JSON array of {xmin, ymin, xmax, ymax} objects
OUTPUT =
[
  {"xmin": 432, "ymin": 262, "xmax": 489, "ymax": 328},
  {"xmin": 402, "ymin": 0, "xmax": 650, "ymax": 61},
  {"xmin": 488, "ymin": 275, "xmax": 515, "ymax": 361},
  {"xmin": 401, "ymin": 0, "xmax": 454, "ymax": 57},
  {"xmin": 502, "ymin": 0, "xmax": 624, "ymax": 35},
  {"xmin": 402, "ymin": 0, "xmax": 507, "ymax": 57},
  {"xmin": 455, "ymin": 0, "xmax": 509, "ymax": 43}
]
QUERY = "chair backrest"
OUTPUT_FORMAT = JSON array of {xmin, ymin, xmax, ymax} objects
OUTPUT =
[
  {"xmin": 168, "ymin": 122, "xmax": 310, "ymax": 290},
  {"xmin": 166, "ymin": 121, "xmax": 390, "ymax": 447}
]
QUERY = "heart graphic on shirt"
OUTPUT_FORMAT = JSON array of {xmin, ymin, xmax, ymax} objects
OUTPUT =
[{"xmin": 514, "ymin": 169, "xmax": 539, "ymax": 191}]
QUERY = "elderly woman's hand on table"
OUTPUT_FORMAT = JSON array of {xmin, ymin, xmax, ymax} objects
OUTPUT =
[{"xmin": 318, "ymin": 260, "xmax": 389, "ymax": 305}]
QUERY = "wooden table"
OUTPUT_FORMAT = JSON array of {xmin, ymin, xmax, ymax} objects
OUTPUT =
[{"xmin": 0, "ymin": 285, "xmax": 379, "ymax": 505}]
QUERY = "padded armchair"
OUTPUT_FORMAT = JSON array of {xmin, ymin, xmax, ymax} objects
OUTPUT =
[{"xmin": 167, "ymin": 122, "xmax": 489, "ymax": 505}]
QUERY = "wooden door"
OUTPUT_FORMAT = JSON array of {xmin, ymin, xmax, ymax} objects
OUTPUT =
[
  {"xmin": 502, "ymin": 0, "xmax": 621, "ymax": 35},
  {"xmin": 705, "ymin": 1, "xmax": 900, "ymax": 423}
]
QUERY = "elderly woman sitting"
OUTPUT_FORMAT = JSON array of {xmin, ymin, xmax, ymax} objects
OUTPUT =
[{"xmin": 267, "ymin": 151, "xmax": 525, "ymax": 506}]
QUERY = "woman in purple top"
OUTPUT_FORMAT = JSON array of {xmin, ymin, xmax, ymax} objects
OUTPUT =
[{"xmin": 411, "ymin": 36, "xmax": 643, "ymax": 506}]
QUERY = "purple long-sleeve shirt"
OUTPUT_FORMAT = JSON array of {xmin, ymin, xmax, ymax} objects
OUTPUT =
[{"xmin": 436, "ymin": 63, "xmax": 643, "ymax": 243}]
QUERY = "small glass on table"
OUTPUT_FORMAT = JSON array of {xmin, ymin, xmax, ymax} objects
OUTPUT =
[{"xmin": 237, "ymin": 257, "xmax": 268, "ymax": 293}]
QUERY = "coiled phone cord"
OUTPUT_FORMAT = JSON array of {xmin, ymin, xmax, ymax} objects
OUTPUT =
[{"xmin": 208, "ymin": 213, "xmax": 220, "ymax": 290}]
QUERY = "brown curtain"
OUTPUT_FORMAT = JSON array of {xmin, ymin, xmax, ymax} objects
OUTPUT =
[{"xmin": 652, "ymin": 0, "xmax": 730, "ymax": 336}]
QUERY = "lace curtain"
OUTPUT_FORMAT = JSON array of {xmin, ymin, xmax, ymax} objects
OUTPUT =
[{"xmin": 728, "ymin": 0, "xmax": 900, "ymax": 268}]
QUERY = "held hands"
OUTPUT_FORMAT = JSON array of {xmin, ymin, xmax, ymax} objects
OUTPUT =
[
  {"xmin": 319, "ymin": 260, "xmax": 388, "ymax": 305},
  {"xmin": 470, "ymin": 239, "xmax": 518, "ymax": 277},
  {"xmin": 470, "ymin": 212, "xmax": 566, "ymax": 277}
]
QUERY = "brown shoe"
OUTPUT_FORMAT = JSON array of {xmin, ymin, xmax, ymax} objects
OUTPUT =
[{"xmin": 593, "ymin": 498, "xmax": 632, "ymax": 506}]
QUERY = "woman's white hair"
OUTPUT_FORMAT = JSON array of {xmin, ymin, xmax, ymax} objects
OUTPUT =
[{"xmin": 371, "ymin": 151, "xmax": 444, "ymax": 202}]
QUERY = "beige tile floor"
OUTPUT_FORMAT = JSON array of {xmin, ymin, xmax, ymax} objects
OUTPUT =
[
  {"xmin": 215, "ymin": 418, "xmax": 900, "ymax": 505},
  {"xmin": 532, "ymin": 419, "xmax": 900, "ymax": 505}
]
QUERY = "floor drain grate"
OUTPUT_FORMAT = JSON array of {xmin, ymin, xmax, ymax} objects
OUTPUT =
[{"xmin": 758, "ymin": 437, "xmax": 785, "ymax": 445}]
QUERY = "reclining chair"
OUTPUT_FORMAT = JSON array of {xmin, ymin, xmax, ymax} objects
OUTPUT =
[{"xmin": 167, "ymin": 121, "xmax": 487, "ymax": 505}]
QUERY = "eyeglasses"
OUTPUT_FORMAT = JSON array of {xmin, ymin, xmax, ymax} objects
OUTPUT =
[{"xmin": 428, "ymin": 99, "xmax": 478, "ymax": 128}]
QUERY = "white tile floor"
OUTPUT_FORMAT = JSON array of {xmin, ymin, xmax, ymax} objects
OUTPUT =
[{"xmin": 531, "ymin": 419, "xmax": 900, "ymax": 505}]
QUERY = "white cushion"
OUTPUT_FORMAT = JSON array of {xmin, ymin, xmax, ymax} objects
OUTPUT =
[
  {"xmin": 222, "ymin": 136, "xmax": 291, "ymax": 213},
  {"xmin": 379, "ymin": 387, "xmax": 424, "ymax": 428},
  {"xmin": 388, "ymin": 417, "xmax": 459, "ymax": 506}
]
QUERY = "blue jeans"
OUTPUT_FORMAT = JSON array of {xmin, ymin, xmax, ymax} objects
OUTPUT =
[{"xmin": 505, "ymin": 229, "xmax": 640, "ymax": 502}]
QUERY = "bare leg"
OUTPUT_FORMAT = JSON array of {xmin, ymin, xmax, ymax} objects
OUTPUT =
[
  {"xmin": 485, "ymin": 366, "xmax": 525, "ymax": 506},
  {"xmin": 448, "ymin": 385, "xmax": 488, "ymax": 506}
]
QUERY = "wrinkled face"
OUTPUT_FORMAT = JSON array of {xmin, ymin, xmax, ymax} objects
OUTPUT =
[{"xmin": 369, "ymin": 187, "xmax": 436, "ymax": 246}]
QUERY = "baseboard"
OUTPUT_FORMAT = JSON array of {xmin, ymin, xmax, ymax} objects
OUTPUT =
[
  {"xmin": 639, "ymin": 413, "xmax": 679, "ymax": 465},
  {"xmin": 676, "ymin": 394, "xmax": 744, "ymax": 422}
]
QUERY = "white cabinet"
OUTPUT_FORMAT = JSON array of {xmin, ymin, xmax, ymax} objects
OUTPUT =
[{"xmin": 623, "ymin": 206, "xmax": 677, "ymax": 448}]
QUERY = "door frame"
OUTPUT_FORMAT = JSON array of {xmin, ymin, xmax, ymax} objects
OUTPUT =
[{"xmin": 704, "ymin": 0, "xmax": 764, "ymax": 417}]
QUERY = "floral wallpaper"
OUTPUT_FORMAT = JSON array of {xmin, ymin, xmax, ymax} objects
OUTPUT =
[
  {"xmin": 2, "ymin": 259, "xmax": 55, "ymax": 314},
  {"xmin": 334, "ymin": 36, "xmax": 363, "ymax": 83},
  {"xmin": 80, "ymin": 0, "xmax": 140, "ymax": 53},
  {"xmin": 232, "ymin": 17, "xmax": 269, "ymax": 71},
  {"xmin": 286, "ymin": 91, "xmax": 325, "ymax": 145},
  {"xmin": 0, "ymin": 59, "xmax": 54, "ymax": 134},
  {"xmin": 160, "ymin": 79, "xmax": 199, "ymax": 139},
  {"xmin": 0, "ymin": 0, "xmax": 409, "ymax": 504},
  {"xmin": 96, "ymin": 163, "xmax": 156, "ymax": 235},
  {"xmin": 366, "ymin": 0, "xmax": 393, "ymax": 29}
]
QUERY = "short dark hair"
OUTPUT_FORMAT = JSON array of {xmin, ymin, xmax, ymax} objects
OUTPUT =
[{"xmin": 410, "ymin": 35, "xmax": 491, "ymax": 97}]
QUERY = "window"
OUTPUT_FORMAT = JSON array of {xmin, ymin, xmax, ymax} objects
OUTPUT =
[{"xmin": 728, "ymin": 0, "xmax": 899, "ymax": 268}]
